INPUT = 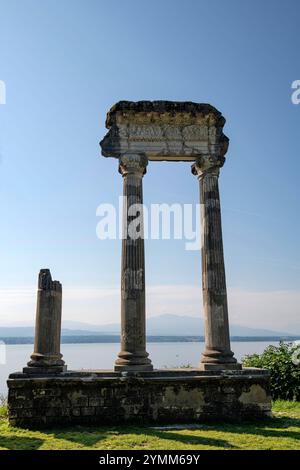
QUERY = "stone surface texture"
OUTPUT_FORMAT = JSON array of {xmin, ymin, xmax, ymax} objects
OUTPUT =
[
  {"xmin": 192, "ymin": 158, "xmax": 240, "ymax": 370},
  {"xmin": 7, "ymin": 369, "xmax": 271, "ymax": 427},
  {"xmin": 101, "ymin": 100, "xmax": 238, "ymax": 371},
  {"xmin": 25, "ymin": 269, "xmax": 65, "ymax": 373},
  {"xmin": 100, "ymin": 100, "xmax": 229, "ymax": 161},
  {"xmin": 116, "ymin": 154, "xmax": 152, "ymax": 371}
]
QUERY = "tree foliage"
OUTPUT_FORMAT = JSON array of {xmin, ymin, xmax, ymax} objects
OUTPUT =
[{"xmin": 243, "ymin": 342, "xmax": 300, "ymax": 401}]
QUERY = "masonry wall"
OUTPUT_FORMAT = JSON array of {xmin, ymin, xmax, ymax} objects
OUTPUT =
[{"xmin": 7, "ymin": 369, "xmax": 272, "ymax": 428}]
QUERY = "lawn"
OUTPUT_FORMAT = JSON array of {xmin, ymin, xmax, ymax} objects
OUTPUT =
[{"xmin": 0, "ymin": 401, "xmax": 299, "ymax": 450}]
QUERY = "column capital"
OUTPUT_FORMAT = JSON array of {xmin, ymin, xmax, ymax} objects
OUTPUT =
[
  {"xmin": 119, "ymin": 153, "xmax": 148, "ymax": 177},
  {"xmin": 191, "ymin": 155, "xmax": 225, "ymax": 179}
]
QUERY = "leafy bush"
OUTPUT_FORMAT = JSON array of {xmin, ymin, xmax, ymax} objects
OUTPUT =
[
  {"xmin": 0, "ymin": 394, "xmax": 7, "ymax": 419},
  {"xmin": 242, "ymin": 342, "xmax": 300, "ymax": 401}
]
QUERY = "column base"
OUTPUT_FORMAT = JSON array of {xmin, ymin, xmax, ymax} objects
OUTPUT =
[
  {"xmin": 28, "ymin": 352, "xmax": 65, "ymax": 366},
  {"xmin": 25, "ymin": 353, "xmax": 66, "ymax": 374},
  {"xmin": 199, "ymin": 348, "xmax": 240, "ymax": 371},
  {"xmin": 114, "ymin": 351, "xmax": 153, "ymax": 372},
  {"xmin": 23, "ymin": 365, "xmax": 67, "ymax": 374}
]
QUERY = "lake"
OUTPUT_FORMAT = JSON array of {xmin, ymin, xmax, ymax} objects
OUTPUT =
[{"xmin": 0, "ymin": 341, "xmax": 278, "ymax": 395}]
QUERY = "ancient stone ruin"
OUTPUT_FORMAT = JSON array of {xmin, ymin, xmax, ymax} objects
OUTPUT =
[
  {"xmin": 101, "ymin": 101, "xmax": 240, "ymax": 372},
  {"xmin": 24, "ymin": 269, "xmax": 65, "ymax": 374},
  {"xmin": 7, "ymin": 101, "xmax": 272, "ymax": 427}
]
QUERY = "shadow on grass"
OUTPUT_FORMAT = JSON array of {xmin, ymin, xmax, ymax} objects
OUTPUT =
[
  {"xmin": 47, "ymin": 415, "xmax": 300, "ymax": 449},
  {"xmin": 130, "ymin": 428, "xmax": 237, "ymax": 449},
  {"xmin": 0, "ymin": 436, "xmax": 44, "ymax": 450},
  {"xmin": 47, "ymin": 428, "xmax": 108, "ymax": 448},
  {"xmin": 46, "ymin": 426, "xmax": 236, "ymax": 449},
  {"xmin": 240, "ymin": 417, "xmax": 300, "ymax": 441},
  {"xmin": 2, "ymin": 415, "xmax": 298, "ymax": 450}
]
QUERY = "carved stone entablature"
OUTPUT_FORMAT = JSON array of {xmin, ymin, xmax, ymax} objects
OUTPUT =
[{"xmin": 100, "ymin": 101, "xmax": 229, "ymax": 162}]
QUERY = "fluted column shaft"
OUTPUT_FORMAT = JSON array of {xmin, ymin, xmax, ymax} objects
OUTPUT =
[
  {"xmin": 192, "ymin": 156, "xmax": 240, "ymax": 370},
  {"xmin": 115, "ymin": 154, "xmax": 153, "ymax": 371}
]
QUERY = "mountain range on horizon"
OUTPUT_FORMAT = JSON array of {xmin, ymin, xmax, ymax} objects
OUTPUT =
[{"xmin": 0, "ymin": 314, "xmax": 297, "ymax": 337}]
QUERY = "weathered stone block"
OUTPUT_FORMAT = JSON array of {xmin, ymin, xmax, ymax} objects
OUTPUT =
[
  {"xmin": 81, "ymin": 407, "xmax": 95, "ymax": 416},
  {"xmin": 72, "ymin": 408, "xmax": 81, "ymax": 417},
  {"xmin": 88, "ymin": 397, "xmax": 104, "ymax": 407},
  {"xmin": 7, "ymin": 369, "xmax": 272, "ymax": 427},
  {"xmin": 100, "ymin": 101, "xmax": 228, "ymax": 162}
]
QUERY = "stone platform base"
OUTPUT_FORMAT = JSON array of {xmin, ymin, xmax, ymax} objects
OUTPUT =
[{"xmin": 7, "ymin": 369, "xmax": 271, "ymax": 428}]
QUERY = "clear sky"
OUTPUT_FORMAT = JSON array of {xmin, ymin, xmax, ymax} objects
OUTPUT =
[{"xmin": 0, "ymin": 0, "xmax": 299, "ymax": 332}]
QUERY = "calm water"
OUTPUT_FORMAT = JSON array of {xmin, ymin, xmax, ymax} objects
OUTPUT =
[{"xmin": 0, "ymin": 341, "xmax": 278, "ymax": 394}]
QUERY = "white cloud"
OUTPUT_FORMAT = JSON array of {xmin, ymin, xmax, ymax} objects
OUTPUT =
[{"xmin": 0, "ymin": 285, "xmax": 299, "ymax": 333}]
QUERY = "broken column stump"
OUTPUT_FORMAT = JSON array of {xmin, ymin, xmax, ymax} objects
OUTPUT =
[{"xmin": 23, "ymin": 269, "xmax": 66, "ymax": 374}]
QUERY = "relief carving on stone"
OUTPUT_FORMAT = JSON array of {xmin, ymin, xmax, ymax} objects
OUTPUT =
[
  {"xmin": 121, "ymin": 268, "xmax": 144, "ymax": 299},
  {"xmin": 117, "ymin": 123, "xmax": 211, "ymax": 143},
  {"xmin": 101, "ymin": 103, "xmax": 228, "ymax": 162}
]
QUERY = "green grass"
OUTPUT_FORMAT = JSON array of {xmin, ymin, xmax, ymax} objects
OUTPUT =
[{"xmin": 0, "ymin": 401, "xmax": 299, "ymax": 450}]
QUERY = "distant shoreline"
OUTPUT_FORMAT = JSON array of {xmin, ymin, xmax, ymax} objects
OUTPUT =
[{"xmin": 1, "ymin": 335, "xmax": 299, "ymax": 345}]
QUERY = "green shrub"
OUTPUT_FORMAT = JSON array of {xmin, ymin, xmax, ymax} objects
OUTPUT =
[
  {"xmin": 242, "ymin": 342, "xmax": 300, "ymax": 401},
  {"xmin": 0, "ymin": 394, "xmax": 7, "ymax": 419}
]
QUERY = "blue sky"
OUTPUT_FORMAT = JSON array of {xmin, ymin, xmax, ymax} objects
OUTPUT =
[{"xmin": 0, "ymin": 0, "xmax": 299, "ymax": 332}]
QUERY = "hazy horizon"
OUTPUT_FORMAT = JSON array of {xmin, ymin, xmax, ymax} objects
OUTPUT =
[
  {"xmin": 0, "ymin": 284, "xmax": 299, "ymax": 334},
  {"xmin": 0, "ymin": 309, "xmax": 299, "ymax": 336}
]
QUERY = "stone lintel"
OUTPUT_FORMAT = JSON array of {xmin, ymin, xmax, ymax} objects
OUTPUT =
[{"xmin": 100, "ymin": 100, "xmax": 229, "ymax": 162}]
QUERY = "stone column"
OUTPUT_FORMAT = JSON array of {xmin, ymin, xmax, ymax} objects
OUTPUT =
[
  {"xmin": 192, "ymin": 156, "xmax": 240, "ymax": 370},
  {"xmin": 24, "ymin": 269, "xmax": 66, "ymax": 373},
  {"xmin": 115, "ymin": 154, "xmax": 153, "ymax": 371}
]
